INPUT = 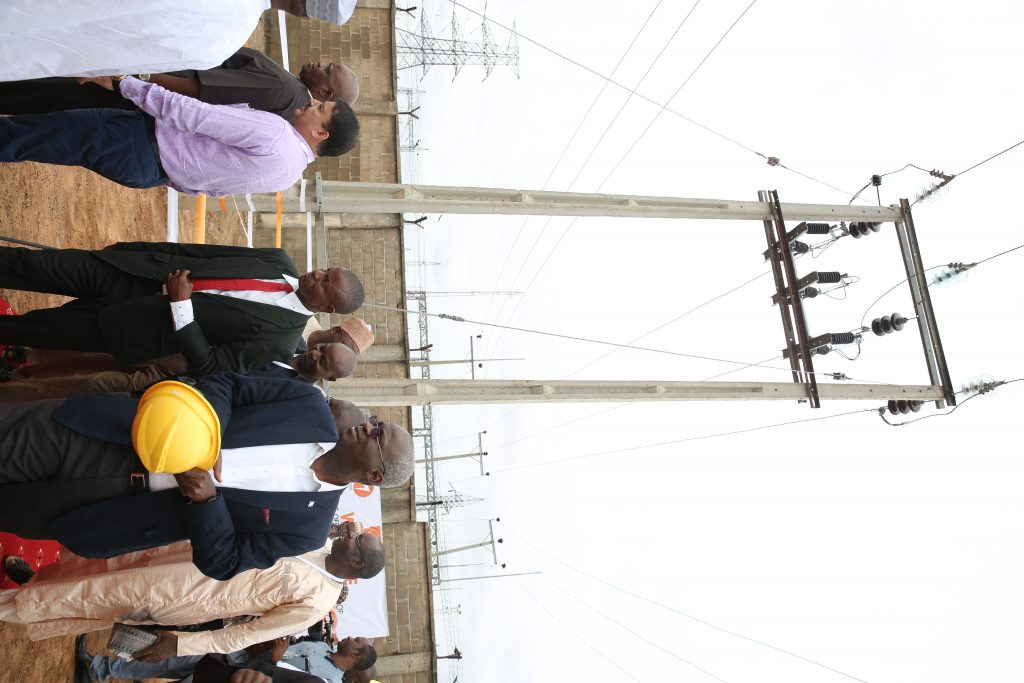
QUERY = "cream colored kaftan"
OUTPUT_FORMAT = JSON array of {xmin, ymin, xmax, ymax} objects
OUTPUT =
[{"xmin": 12, "ymin": 541, "xmax": 341, "ymax": 656}]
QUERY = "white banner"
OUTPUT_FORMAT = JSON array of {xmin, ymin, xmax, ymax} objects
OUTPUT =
[{"xmin": 333, "ymin": 483, "xmax": 389, "ymax": 638}]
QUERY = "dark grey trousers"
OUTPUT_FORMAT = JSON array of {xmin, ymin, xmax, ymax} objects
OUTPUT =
[{"xmin": 0, "ymin": 400, "xmax": 143, "ymax": 538}]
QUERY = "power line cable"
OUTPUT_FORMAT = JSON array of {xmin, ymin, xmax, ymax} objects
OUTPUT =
[
  {"xmin": 480, "ymin": 0, "xmax": 764, "ymax": 360},
  {"xmin": 955, "ymin": 137, "xmax": 1024, "ymax": 178},
  {"xmin": 568, "ymin": 270, "xmax": 772, "ymax": 379},
  {"xmin": 481, "ymin": 1, "xmax": 703, "ymax": 363},
  {"xmin": 367, "ymin": 301, "xmax": 813, "ymax": 373},
  {"xmin": 503, "ymin": 529, "xmax": 872, "ymax": 683},
  {"xmin": 510, "ymin": 578, "xmax": 644, "ymax": 682},
  {"xmin": 484, "ymin": 268, "xmax": 772, "ymax": 439},
  {"xmin": 878, "ymin": 378, "xmax": 1023, "ymax": 427},
  {"xmin": 451, "ymin": 0, "xmax": 859, "ymax": 199},
  {"xmin": 479, "ymin": 0, "xmax": 667, "ymax": 329},
  {"xmin": 451, "ymin": 409, "xmax": 872, "ymax": 482},
  {"xmin": 505, "ymin": 547, "xmax": 730, "ymax": 683},
  {"xmin": 859, "ymin": 240, "xmax": 1024, "ymax": 328}
]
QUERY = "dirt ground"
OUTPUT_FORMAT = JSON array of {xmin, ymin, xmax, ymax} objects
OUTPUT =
[{"xmin": 0, "ymin": 163, "xmax": 244, "ymax": 681}]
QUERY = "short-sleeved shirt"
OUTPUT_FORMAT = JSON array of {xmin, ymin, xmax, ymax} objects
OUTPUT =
[{"xmin": 174, "ymin": 48, "xmax": 311, "ymax": 119}]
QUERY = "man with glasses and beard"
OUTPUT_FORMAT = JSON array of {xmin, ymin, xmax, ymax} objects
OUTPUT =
[{"xmin": 0, "ymin": 372, "xmax": 414, "ymax": 580}]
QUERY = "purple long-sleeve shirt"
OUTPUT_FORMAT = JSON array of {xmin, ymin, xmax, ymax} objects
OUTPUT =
[{"xmin": 119, "ymin": 76, "xmax": 314, "ymax": 197}]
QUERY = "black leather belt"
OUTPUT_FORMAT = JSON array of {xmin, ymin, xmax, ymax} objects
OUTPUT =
[
  {"xmin": 128, "ymin": 471, "xmax": 150, "ymax": 493},
  {"xmin": 140, "ymin": 113, "xmax": 168, "ymax": 181}
]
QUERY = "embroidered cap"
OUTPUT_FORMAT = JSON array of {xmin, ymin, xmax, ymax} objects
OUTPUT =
[
  {"xmin": 340, "ymin": 317, "xmax": 375, "ymax": 353},
  {"xmin": 306, "ymin": 0, "xmax": 356, "ymax": 25}
]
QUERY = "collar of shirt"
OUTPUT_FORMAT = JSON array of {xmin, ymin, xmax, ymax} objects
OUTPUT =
[
  {"xmin": 273, "ymin": 358, "xmax": 298, "ymax": 372},
  {"xmin": 277, "ymin": 274, "xmax": 316, "ymax": 317},
  {"xmin": 297, "ymin": 539, "xmax": 348, "ymax": 583},
  {"xmin": 309, "ymin": 443, "xmax": 344, "ymax": 491},
  {"xmin": 288, "ymin": 125, "xmax": 316, "ymax": 164},
  {"xmin": 147, "ymin": 441, "xmax": 341, "ymax": 492}
]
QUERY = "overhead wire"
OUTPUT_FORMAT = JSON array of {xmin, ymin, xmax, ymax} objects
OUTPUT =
[
  {"xmin": 483, "ymin": 268, "xmax": 773, "ymax": 440},
  {"xmin": 503, "ymin": 529, "xmax": 872, "ymax": 683},
  {"xmin": 480, "ymin": 0, "xmax": 705, "ymax": 363},
  {"xmin": 859, "ymin": 240, "xmax": 1024, "ymax": 328},
  {"xmin": 451, "ymin": 0, "xmax": 860, "ymax": 199},
  {"xmin": 908, "ymin": 136, "xmax": 1024, "ymax": 207},
  {"xmin": 570, "ymin": 270, "xmax": 772, "ymax": 379},
  {"xmin": 366, "ymin": 301, "xmax": 812, "ymax": 373},
  {"xmin": 452, "ymin": 408, "xmax": 872, "ymax": 482},
  {"xmin": 955, "ymin": 137, "xmax": 1024, "ymax": 178},
  {"xmin": 479, "ymin": 0, "xmax": 667, "ymax": 330},
  {"xmin": 878, "ymin": 378, "xmax": 1023, "ymax": 427},
  {"xmin": 505, "ymin": 547, "xmax": 731, "ymax": 683},
  {"xmin": 480, "ymin": 0, "xmax": 763, "ymax": 362},
  {"xmin": 510, "ymin": 578, "xmax": 644, "ymax": 682}
]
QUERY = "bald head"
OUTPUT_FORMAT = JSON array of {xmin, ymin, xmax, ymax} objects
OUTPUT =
[
  {"xmin": 328, "ymin": 398, "xmax": 366, "ymax": 431},
  {"xmin": 299, "ymin": 61, "xmax": 360, "ymax": 105},
  {"xmin": 292, "ymin": 343, "xmax": 357, "ymax": 381}
]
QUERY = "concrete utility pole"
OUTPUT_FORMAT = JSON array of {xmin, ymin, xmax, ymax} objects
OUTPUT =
[
  {"xmin": 327, "ymin": 378, "xmax": 943, "ymax": 406},
  {"xmin": 246, "ymin": 180, "xmax": 899, "ymax": 222},
  {"xmin": 245, "ymin": 180, "xmax": 953, "ymax": 408}
]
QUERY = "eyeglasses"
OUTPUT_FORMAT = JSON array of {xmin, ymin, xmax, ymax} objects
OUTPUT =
[{"xmin": 369, "ymin": 423, "xmax": 387, "ymax": 476}]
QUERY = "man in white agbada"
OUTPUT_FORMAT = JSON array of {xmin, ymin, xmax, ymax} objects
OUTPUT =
[{"xmin": 0, "ymin": 0, "xmax": 356, "ymax": 82}]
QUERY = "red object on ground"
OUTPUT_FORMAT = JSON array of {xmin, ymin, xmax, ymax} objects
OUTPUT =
[
  {"xmin": 0, "ymin": 295, "xmax": 62, "ymax": 588},
  {"xmin": 0, "ymin": 534, "xmax": 61, "ymax": 589}
]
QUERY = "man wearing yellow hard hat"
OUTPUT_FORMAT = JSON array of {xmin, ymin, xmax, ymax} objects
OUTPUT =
[{"xmin": 0, "ymin": 371, "xmax": 414, "ymax": 580}]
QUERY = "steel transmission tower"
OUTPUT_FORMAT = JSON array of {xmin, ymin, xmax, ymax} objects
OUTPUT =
[
  {"xmin": 397, "ymin": 12, "xmax": 520, "ymax": 79},
  {"xmin": 417, "ymin": 488, "xmax": 484, "ymax": 515}
]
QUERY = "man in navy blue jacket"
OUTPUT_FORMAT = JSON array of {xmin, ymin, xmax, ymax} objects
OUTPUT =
[{"xmin": 0, "ymin": 372, "xmax": 414, "ymax": 580}]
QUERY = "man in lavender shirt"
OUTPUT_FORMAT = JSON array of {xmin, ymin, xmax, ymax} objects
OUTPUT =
[{"xmin": 0, "ymin": 75, "xmax": 359, "ymax": 195}]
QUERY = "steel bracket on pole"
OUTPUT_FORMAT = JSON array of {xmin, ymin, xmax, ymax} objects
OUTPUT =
[
  {"xmin": 894, "ymin": 200, "xmax": 956, "ymax": 408},
  {"xmin": 761, "ymin": 190, "xmax": 821, "ymax": 408}
]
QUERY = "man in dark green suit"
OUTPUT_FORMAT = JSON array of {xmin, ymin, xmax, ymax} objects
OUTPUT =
[{"xmin": 0, "ymin": 242, "xmax": 364, "ymax": 375}]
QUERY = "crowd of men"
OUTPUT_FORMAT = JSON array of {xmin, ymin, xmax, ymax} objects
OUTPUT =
[{"xmin": 0, "ymin": 4, "xmax": 409, "ymax": 682}]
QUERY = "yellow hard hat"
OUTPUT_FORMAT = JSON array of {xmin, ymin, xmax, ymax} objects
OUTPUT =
[{"xmin": 131, "ymin": 381, "xmax": 221, "ymax": 474}]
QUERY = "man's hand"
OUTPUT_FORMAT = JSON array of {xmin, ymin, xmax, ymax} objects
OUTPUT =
[
  {"xmin": 231, "ymin": 670, "xmax": 272, "ymax": 683},
  {"xmin": 269, "ymin": 635, "xmax": 290, "ymax": 662},
  {"xmin": 76, "ymin": 76, "xmax": 115, "ymax": 90},
  {"xmin": 174, "ymin": 467, "xmax": 217, "ymax": 502},
  {"xmin": 166, "ymin": 269, "xmax": 193, "ymax": 302},
  {"xmin": 133, "ymin": 631, "xmax": 177, "ymax": 663},
  {"xmin": 212, "ymin": 452, "xmax": 223, "ymax": 483}
]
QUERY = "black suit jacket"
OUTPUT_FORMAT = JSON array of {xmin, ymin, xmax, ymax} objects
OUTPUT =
[
  {"xmin": 93, "ymin": 242, "xmax": 309, "ymax": 374},
  {"xmin": 47, "ymin": 372, "xmax": 342, "ymax": 580},
  {"xmin": 0, "ymin": 48, "xmax": 308, "ymax": 119}
]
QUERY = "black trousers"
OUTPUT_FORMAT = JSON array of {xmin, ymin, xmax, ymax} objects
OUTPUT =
[
  {"xmin": 0, "ymin": 246, "xmax": 158, "ymax": 351},
  {"xmin": 0, "ymin": 78, "xmax": 132, "ymax": 115},
  {"xmin": 0, "ymin": 399, "xmax": 143, "ymax": 539}
]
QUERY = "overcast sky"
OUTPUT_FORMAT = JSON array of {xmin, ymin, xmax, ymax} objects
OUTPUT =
[{"xmin": 394, "ymin": 2, "xmax": 1024, "ymax": 681}]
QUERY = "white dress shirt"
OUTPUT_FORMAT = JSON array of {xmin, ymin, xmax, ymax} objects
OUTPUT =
[
  {"xmin": 169, "ymin": 274, "xmax": 314, "ymax": 331},
  {"xmin": 148, "ymin": 440, "xmax": 340, "ymax": 493}
]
